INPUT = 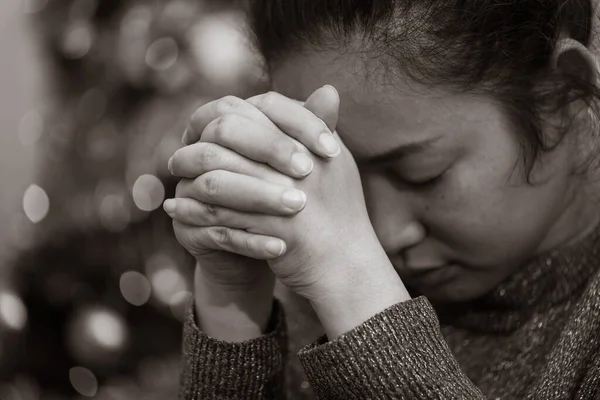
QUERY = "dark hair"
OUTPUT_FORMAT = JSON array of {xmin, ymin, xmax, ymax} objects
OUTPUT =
[{"xmin": 248, "ymin": 0, "xmax": 599, "ymax": 175}]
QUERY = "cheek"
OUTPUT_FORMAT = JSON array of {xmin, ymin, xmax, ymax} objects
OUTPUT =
[{"xmin": 421, "ymin": 162, "xmax": 558, "ymax": 264}]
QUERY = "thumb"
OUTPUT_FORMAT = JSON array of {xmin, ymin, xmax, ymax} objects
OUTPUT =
[{"xmin": 304, "ymin": 85, "xmax": 340, "ymax": 132}]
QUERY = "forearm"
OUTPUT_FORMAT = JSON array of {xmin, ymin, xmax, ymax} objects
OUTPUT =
[
  {"xmin": 308, "ymin": 249, "xmax": 412, "ymax": 340},
  {"xmin": 194, "ymin": 263, "xmax": 276, "ymax": 342}
]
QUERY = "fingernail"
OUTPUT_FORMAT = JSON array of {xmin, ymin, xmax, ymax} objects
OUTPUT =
[
  {"xmin": 290, "ymin": 152, "xmax": 313, "ymax": 176},
  {"xmin": 265, "ymin": 239, "xmax": 285, "ymax": 257},
  {"xmin": 318, "ymin": 132, "xmax": 341, "ymax": 157},
  {"xmin": 281, "ymin": 189, "xmax": 306, "ymax": 210},
  {"xmin": 323, "ymin": 84, "xmax": 339, "ymax": 97},
  {"xmin": 167, "ymin": 157, "xmax": 174, "ymax": 174},
  {"xmin": 163, "ymin": 199, "xmax": 176, "ymax": 214}
]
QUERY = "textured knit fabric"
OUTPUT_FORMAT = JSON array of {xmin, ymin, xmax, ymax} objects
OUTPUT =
[{"xmin": 179, "ymin": 226, "xmax": 600, "ymax": 399}]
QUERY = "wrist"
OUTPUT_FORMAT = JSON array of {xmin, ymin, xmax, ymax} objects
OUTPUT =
[
  {"xmin": 307, "ymin": 251, "xmax": 411, "ymax": 340},
  {"xmin": 194, "ymin": 264, "xmax": 276, "ymax": 342}
]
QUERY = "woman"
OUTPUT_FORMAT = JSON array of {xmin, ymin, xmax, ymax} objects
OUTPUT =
[{"xmin": 166, "ymin": 0, "xmax": 600, "ymax": 398}]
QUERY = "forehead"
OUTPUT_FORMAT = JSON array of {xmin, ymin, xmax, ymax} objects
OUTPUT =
[{"xmin": 271, "ymin": 51, "xmax": 508, "ymax": 157}]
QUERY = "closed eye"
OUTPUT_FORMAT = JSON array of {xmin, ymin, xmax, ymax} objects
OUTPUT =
[{"xmin": 384, "ymin": 166, "xmax": 445, "ymax": 189}]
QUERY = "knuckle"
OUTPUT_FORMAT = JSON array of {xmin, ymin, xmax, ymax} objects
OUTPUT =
[
  {"xmin": 208, "ymin": 226, "xmax": 232, "ymax": 246},
  {"xmin": 198, "ymin": 173, "xmax": 221, "ymax": 199},
  {"xmin": 198, "ymin": 143, "xmax": 219, "ymax": 169},
  {"xmin": 216, "ymin": 96, "xmax": 241, "ymax": 114},
  {"xmin": 255, "ymin": 91, "xmax": 277, "ymax": 111},
  {"xmin": 214, "ymin": 114, "xmax": 237, "ymax": 142},
  {"xmin": 201, "ymin": 202, "xmax": 219, "ymax": 222}
]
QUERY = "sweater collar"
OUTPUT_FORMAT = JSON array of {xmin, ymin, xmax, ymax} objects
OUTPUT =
[{"xmin": 430, "ymin": 225, "xmax": 600, "ymax": 333}]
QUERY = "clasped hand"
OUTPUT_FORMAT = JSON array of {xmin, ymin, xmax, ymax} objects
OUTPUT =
[{"xmin": 165, "ymin": 86, "xmax": 407, "ymax": 316}]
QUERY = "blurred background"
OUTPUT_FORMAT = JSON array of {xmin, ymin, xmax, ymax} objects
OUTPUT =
[{"xmin": 0, "ymin": 0, "xmax": 268, "ymax": 398}]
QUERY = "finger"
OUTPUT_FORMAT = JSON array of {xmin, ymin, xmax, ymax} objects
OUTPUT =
[
  {"xmin": 164, "ymin": 197, "xmax": 262, "ymax": 230},
  {"xmin": 168, "ymin": 142, "xmax": 297, "ymax": 187},
  {"xmin": 183, "ymin": 96, "xmax": 280, "ymax": 145},
  {"xmin": 199, "ymin": 114, "xmax": 314, "ymax": 178},
  {"xmin": 246, "ymin": 91, "xmax": 342, "ymax": 158},
  {"xmin": 304, "ymin": 85, "xmax": 340, "ymax": 132},
  {"xmin": 176, "ymin": 170, "xmax": 307, "ymax": 215},
  {"xmin": 173, "ymin": 221, "xmax": 287, "ymax": 260}
]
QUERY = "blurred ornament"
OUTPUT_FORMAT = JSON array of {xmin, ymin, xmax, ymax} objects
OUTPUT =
[
  {"xmin": 69, "ymin": 367, "xmax": 98, "ymax": 397},
  {"xmin": 132, "ymin": 174, "xmax": 165, "ymax": 212},
  {"xmin": 0, "ymin": 292, "xmax": 27, "ymax": 331},
  {"xmin": 145, "ymin": 37, "xmax": 179, "ymax": 72},
  {"xmin": 22, "ymin": 0, "xmax": 47, "ymax": 14},
  {"xmin": 18, "ymin": 110, "xmax": 44, "ymax": 146},
  {"xmin": 67, "ymin": 307, "xmax": 129, "ymax": 366},
  {"xmin": 61, "ymin": 21, "xmax": 95, "ymax": 59},
  {"xmin": 119, "ymin": 271, "xmax": 152, "ymax": 306},
  {"xmin": 23, "ymin": 184, "xmax": 50, "ymax": 224}
]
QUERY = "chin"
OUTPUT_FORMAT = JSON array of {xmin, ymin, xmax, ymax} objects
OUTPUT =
[{"xmin": 408, "ymin": 280, "xmax": 494, "ymax": 304}]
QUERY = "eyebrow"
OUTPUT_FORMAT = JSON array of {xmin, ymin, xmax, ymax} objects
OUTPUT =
[{"xmin": 356, "ymin": 136, "xmax": 443, "ymax": 167}]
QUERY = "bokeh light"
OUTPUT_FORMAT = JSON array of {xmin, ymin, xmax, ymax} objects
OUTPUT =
[
  {"xmin": 191, "ymin": 12, "xmax": 257, "ymax": 86},
  {"xmin": 120, "ymin": 271, "xmax": 152, "ymax": 306},
  {"xmin": 86, "ymin": 309, "xmax": 127, "ymax": 350},
  {"xmin": 132, "ymin": 174, "xmax": 165, "ymax": 212},
  {"xmin": 0, "ymin": 292, "xmax": 27, "ymax": 331},
  {"xmin": 169, "ymin": 291, "xmax": 192, "ymax": 321},
  {"xmin": 61, "ymin": 22, "xmax": 94, "ymax": 59},
  {"xmin": 22, "ymin": 184, "xmax": 50, "ymax": 224},
  {"xmin": 68, "ymin": 307, "xmax": 129, "ymax": 367},
  {"xmin": 95, "ymin": 180, "xmax": 131, "ymax": 232},
  {"xmin": 6, "ymin": 1, "xmax": 268, "ymax": 397},
  {"xmin": 69, "ymin": 367, "xmax": 98, "ymax": 397},
  {"xmin": 146, "ymin": 37, "xmax": 179, "ymax": 72},
  {"xmin": 150, "ymin": 268, "xmax": 187, "ymax": 305},
  {"xmin": 18, "ymin": 109, "xmax": 44, "ymax": 146}
]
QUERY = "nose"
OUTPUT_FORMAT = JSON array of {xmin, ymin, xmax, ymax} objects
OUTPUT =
[{"xmin": 362, "ymin": 172, "xmax": 425, "ymax": 256}]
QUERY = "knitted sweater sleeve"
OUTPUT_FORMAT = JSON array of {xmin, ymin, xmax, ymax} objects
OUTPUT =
[
  {"xmin": 298, "ymin": 296, "xmax": 485, "ymax": 399},
  {"xmin": 179, "ymin": 295, "xmax": 484, "ymax": 399},
  {"xmin": 178, "ymin": 299, "xmax": 288, "ymax": 400}
]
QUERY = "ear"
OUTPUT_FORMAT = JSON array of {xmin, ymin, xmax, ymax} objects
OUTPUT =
[
  {"xmin": 303, "ymin": 85, "xmax": 340, "ymax": 132},
  {"xmin": 552, "ymin": 37, "xmax": 599, "ymax": 87},
  {"xmin": 550, "ymin": 38, "xmax": 600, "ymax": 171}
]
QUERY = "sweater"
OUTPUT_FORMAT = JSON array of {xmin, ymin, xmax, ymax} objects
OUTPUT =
[{"xmin": 178, "ymin": 226, "xmax": 600, "ymax": 399}]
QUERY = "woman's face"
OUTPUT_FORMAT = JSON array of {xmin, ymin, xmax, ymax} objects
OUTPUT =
[{"xmin": 272, "ymin": 50, "xmax": 597, "ymax": 303}]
